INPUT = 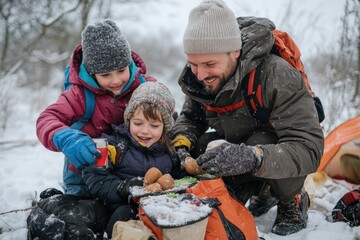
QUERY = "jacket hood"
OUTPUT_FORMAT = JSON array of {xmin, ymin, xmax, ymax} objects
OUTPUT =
[{"xmin": 237, "ymin": 16, "xmax": 275, "ymax": 78}]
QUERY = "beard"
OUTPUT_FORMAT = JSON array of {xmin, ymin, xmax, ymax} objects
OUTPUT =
[
  {"xmin": 204, "ymin": 57, "xmax": 238, "ymax": 96},
  {"xmin": 204, "ymin": 76, "xmax": 227, "ymax": 96}
]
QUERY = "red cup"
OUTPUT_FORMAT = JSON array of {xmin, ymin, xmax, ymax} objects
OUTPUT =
[{"xmin": 93, "ymin": 138, "xmax": 108, "ymax": 168}]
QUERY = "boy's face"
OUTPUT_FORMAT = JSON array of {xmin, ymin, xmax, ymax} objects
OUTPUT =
[
  {"xmin": 186, "ymin": 50, "xmax": 240, "ymax": 95},
  {"xmin": 129, "ymin": 107, "xmax": 164, "ymax": 148},
  {"xmin": 95, "ymin": 67, "xmax": 130, "ymax": 95}
]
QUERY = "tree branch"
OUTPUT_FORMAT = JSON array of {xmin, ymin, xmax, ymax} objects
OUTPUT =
[{"xmin": 0, "ymin": 206, "xmax": 35, "ymax": 216}]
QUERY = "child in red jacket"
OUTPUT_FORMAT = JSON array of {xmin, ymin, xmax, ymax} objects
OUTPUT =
[{"xmin": 36, "ymin": 19, "xmax": 155, "ymax": 197}]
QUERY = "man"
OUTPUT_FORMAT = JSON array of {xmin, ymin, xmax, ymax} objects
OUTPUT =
[{"xmin": 171, "ymin": 0, "xmax": 324, "ymax": 236}]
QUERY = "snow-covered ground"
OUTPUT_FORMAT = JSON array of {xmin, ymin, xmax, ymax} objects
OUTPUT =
[
  {"xmin": 1, "ymin": 88, "xmax": 360, "ymax": 240},
  {"xmin": 1, "ymin": 0, "xmax": 359, "ymax": 239}
]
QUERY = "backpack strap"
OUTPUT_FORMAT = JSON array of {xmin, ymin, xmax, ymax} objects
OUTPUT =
[
  {"xmin": 204, "ymin": 100, "xmax": 246, "ymax": 113},
  {"xmin": 64, "ymin": 63, "xmax": 96, "ymax": 130},
  {"xmin": 64, "ymin": 64, "xmax": 71, "ymax": 91},
  {"xmin": 139, "ymin": 73, "xmax": 146, "ymax": 84},
  {"xmin": 70, "ymin": 87, "xmax": 95, "ymax": 130},
  {"xmin": 332, "ymin": 188, "xmax": 360, "ymax": 222},
  {"xmin": 203, "ymin": 66, "xmax": 270, "ymax": 126},
  {"xmin": 241, "ymin": 65, "xmax": 270, "ymax": 125}
]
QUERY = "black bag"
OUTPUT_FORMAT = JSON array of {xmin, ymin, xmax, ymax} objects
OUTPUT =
[
  {"xmin": 27, "ymin": 188, "xmax": 109, "ymax": 240},
  {"xmin": 332, "ymin": 188, "xmax": 360, "ymax": 226}
]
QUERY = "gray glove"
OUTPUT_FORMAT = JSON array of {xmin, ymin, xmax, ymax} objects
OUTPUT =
[{"xmin": 196, "ymin": 142, "xmax": 263, "ymax": 177}]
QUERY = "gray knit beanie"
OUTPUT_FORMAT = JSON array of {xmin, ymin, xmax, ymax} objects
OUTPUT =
[
  {"xmin": 124, "ymin": 82, "xmax": 175, "ymax": 133},
  {"xmin": 183, "ymin": 0, "xmax": 242, "ymax": 54},
  {"xmin": 81, "ymin": 19, "xmax": 131, "ymax": 75}
]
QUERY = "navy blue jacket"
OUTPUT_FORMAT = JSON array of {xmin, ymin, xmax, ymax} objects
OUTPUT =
[{"xmin": 82, "ymin": 124, "xmax": 175, "ymax": 205}]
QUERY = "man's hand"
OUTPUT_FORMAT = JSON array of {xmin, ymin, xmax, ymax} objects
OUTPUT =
[
  {"xmin": 206, "ymin": 139, "xmax": 229, "ymax": 151},
  {"xmin": 53, "ymin": 128, "xmax": 101, "ymax": 170},
  {"xmin": 196, "ymin": 142, "xmax": 263, "ymax": 177}
]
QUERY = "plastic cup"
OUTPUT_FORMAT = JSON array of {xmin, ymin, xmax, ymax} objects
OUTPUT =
[{"xmin": 93, "ymin": 138, "xmax": 108, "ymax": 167}]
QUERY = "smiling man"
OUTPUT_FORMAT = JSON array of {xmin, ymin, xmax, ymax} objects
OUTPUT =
[
  {"xmin": 186, "ymin": 52, "xmax": 240, "ymax": 95},
  {"xmin": 171, "ymin": 0, "xmax": 324, "ymax": 236}
]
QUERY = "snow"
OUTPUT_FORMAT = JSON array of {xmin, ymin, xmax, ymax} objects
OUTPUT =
[
  {"xmin": 1, "ymin": 0, "xmax": 360, "ymax": 239},
  {"xmin": 140, "ymin": 193, "xmax": 212, "ymax": 227},
  {"xmin": 1, "ymin": 99, "xmax": 360, "ymax": 239}
]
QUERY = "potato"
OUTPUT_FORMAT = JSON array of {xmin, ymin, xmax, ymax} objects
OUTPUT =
[
  {"xmin": 184, "ymin": 156, "xmax": 205, "ymax": 176},
  {"xmin": 156, "ymin": 173, "xmax": 174, "ymax": 190},
  {"xmin": 144, "ymin": 167, "xmax": 162, "ymax": 186},
  {"xmin": 144, "ymin": 182, "xmax": 163, "ymax": 193}
]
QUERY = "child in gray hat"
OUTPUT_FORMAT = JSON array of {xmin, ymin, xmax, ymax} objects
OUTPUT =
[
  {"xmin": 82, "ymin": 82, "xmax": 183, "ymax": 238},
  {"xmin": 29, "ymin": 20, "xmax": 158, "ymax": 240},
  {"xmin": 36, "ymin": 19, "xmax": 156, "ymax": 198}
]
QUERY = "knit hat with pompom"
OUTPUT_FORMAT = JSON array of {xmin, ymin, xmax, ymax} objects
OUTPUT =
[{"xmin": 124, "ymin": 82, "xmax": 175, "ymax": 133}]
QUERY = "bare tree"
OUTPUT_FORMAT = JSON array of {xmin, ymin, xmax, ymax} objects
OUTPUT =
[
  {"xmin": 308, "ymin": 0, "xmax": 359, "ymax": 133},
  {"xmin": 0, "ymin": 0, "xmax": 85, "ymax": 131},
  {"xmin": 0, "ymin": 0, "xmax": 147, "ymax": 133}
]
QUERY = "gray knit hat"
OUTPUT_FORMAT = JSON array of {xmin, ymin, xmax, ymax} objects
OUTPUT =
[
  {"xmin": 124, "ymin": 82, "xmax": 175, "ymax": 132},
  {"xmin": 81, "ymin": 19, "xmax": 131, "ymax": 75},
  {"xmin": 183, "ymin": 0, "xmax": 242, "ymax": 54}
]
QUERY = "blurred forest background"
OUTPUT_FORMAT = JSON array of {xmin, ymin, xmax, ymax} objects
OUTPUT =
[{"xmin": 0, "ymin": 0, "xmax": 359, "ymax": 136}]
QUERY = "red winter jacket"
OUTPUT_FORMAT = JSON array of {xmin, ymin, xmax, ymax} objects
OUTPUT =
[{"xmin": 36, "ymin": 45, "xmax": 156, "ymax": 151}]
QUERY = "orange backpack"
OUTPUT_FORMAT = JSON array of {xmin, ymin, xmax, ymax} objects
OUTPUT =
[
  {"xmin": 205, "ymin": 30, "xmax": 325, "ymax": 125},
  {"xmin": 186, "ymin": 178, "xmax": 259, "ymax": 240},
  {"xmin": 139, "ymin": 178, "xmax": 259, "ymax": 240}
]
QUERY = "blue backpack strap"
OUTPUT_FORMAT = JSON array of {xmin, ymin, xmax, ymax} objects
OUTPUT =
[
  {"xmin": 65, "ymin": 63, "xmax": 96, "ymax": 130},
  {"xmin": 139, "ymin": 74, "xmax": 146, "ymax": 84},
  {"xmin": 64, "ymin": 64, "xmax": 71, "ymax": 91},
  {"xmin": 70, "ymin": 88, "xmax": 95, "ymax": 130}
]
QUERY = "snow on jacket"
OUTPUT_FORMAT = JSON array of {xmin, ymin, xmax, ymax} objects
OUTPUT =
[
  {"xmin": 82, "ymin": 124, "xmax": 173, "ymax": 205},
  {"xmin": 172, "ymin": 17, "xmax": 324, "ymax": 180},
  {"xmin": 36, "ymin": 45, "xmax": 156, "ymax": 151}
]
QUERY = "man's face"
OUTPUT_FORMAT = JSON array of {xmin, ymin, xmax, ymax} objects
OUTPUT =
[{"xmin": 187, "ymin": 51, "xmax": 240, "ymax": 95}]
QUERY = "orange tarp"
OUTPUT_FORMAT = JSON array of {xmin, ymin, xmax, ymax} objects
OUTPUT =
[{"xmin": 318, "ymin": 115, "xmax": 360, "ymax": 171}]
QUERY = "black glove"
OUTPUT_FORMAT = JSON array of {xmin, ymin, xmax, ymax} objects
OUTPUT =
[
  {"xmin": 196, "ymin": 142, "xmax": 263, "ymax": 177},
  {"xmin": 117, "ymin": 177, "xmax": 144, "ymax": 201},
  {"xmin": 176, "ymin": 147, "xmax": 191, "ymax": 170}
]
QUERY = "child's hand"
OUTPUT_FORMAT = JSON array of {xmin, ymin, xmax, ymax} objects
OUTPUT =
[
  {"xmin": 117, "ymin": 177, "xmax": 144, "ymax": 201},
  {"xmin": 176, "ymin": 147, "xmax": 191, "ymax": 170},
  {"xmin": 53, "ymin": 128, "xmax": 101, "ymax": 170}
]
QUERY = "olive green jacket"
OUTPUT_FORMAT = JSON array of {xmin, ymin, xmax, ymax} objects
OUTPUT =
[{"xmin": 172, "ymin": 17, "xmax": 324, "ymax": 179}]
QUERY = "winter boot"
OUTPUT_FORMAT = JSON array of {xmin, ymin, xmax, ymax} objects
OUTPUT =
[
  {"xmin": 248, "ymin": 185, "xmax": 278, "ymax": 217},
  {"xmin": 271, "ymin": 189, "xmax": 310, "ymax": 236}
]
